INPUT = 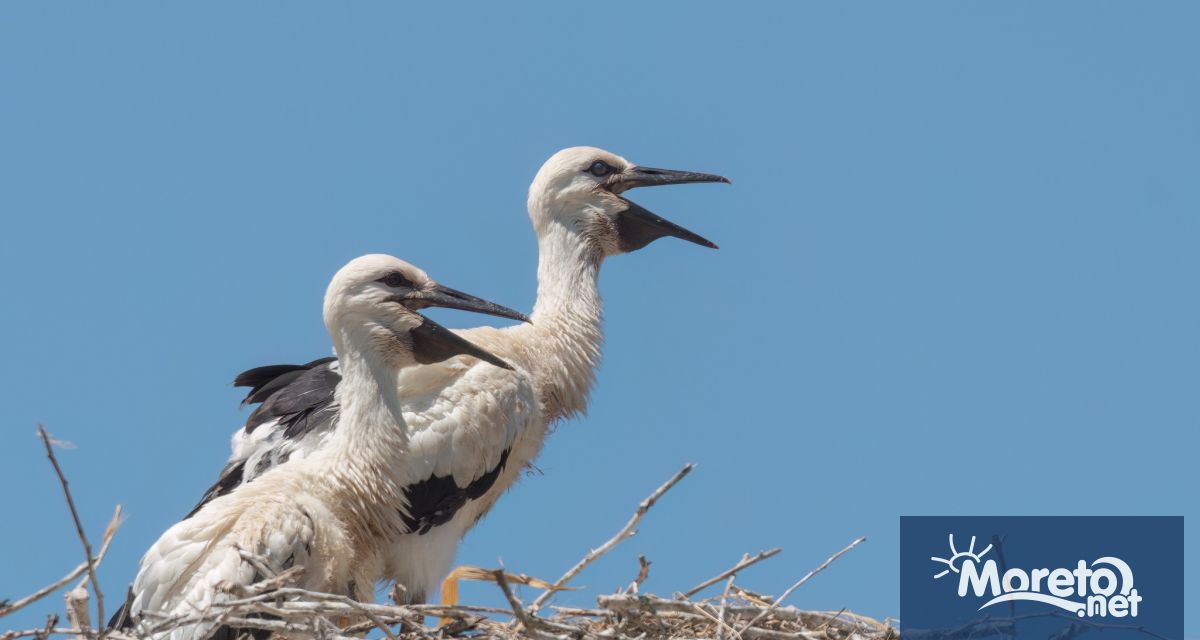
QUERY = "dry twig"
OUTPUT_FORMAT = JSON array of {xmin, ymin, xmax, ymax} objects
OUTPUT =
[
  {"xmin": 626, "ymin": 555, "xmax": 652, "ymax": 595},
  {"xmin": 36, "ymin": 427, "xmax": 106, "ymax": 636},
  {"xmin": 738, "ymin": 536, "xmax": 866, "ymax": 634},
  {"xmin": 714, "ymin": 554, "xmax": 744, "ymax": 640},
  {"xmin": 0, "ymin": 509, "xmax": 121, "ymax": 621},
  {"xmin": 682, "ymin": 548, "xmax": 782, "ymax": 600},
  {"xmin": 528, "ymin": 463, "xmax": 694, "ymax": 613}
]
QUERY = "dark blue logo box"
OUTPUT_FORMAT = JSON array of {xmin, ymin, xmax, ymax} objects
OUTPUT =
[{"xmin": 900, "ymin": 516, "xmax": 1183, "ymax": 640}]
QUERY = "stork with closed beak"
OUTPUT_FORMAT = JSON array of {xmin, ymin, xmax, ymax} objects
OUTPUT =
[
  {"xmin": 111, "ymin": 255, "xmax": 526, "ymax": 639},
  {"xmin": 189, "ymin": 146, "xmax": 730, "ymax": 604}
]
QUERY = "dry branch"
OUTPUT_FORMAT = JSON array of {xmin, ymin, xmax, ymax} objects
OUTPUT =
[
  {"xmin": 713, "ymin": 554, "xmax": 742, "ymax": 640},
  {"xmin": 0, "ymin": 508, "xmax": 120, "ymax": 621},
  {"xmin": 683, "ymin": 548, "xmax": 782, "ymax": 600},
  {"xmin": 34, "ymin": 427, "xmax": 110, "ymax": 636},
  {"xmin": 738, "ymin": 536, "xmax": 866, "ymax": 634},
  {"xmin": 528, "ymin": 462, "xmax": 694, "ymax": 613}
]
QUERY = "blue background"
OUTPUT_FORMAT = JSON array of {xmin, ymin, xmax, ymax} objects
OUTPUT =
[
  {"xmin": 901, "ymin": 517, "xmax": 1183, "ymax": 640},
  {"xmin": 1, "ymin": 2, "xmax": 1196, "ymax": 636}
]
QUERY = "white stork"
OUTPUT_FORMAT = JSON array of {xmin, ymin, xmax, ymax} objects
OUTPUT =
[
  {"xmin": 112, "ymin": 255, "xmax": 526, "ymax": 639},
  {"xmin": 180, "ymin": 147, "xmax": 729, "ymax": 604}
]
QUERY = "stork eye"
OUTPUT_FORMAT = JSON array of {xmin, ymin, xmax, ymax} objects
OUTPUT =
[
  {"xmin": 377, "ymin": 272, "xmax": 414, "ymax": 288},
  {"xmin": 587, "ymin": 161, "xmax": 613, "ymax": 177}
]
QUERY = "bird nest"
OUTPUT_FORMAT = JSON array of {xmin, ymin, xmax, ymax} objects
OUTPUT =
[{"xmin": 2, "ymin": 428, "xmax": 894, "ymax": 640}]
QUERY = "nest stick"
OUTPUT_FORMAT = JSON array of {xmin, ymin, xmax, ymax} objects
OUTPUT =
[
  {"xmin": 682, "ymin": 547, "xmax": 782, "ymax": 600},
  {"xmin": 527, "ymin": 462, "xmax": 694, "ymax": 613},
  {"xmin": 714, "ymin": 554, "xmax": 744, "ymax": 640},
  {"xmin": 738, "ymin": 536, "xmax": 866, "ymax": 634},
  {"xmin": 0, "ymin": 507, "xmax": 119, "ymax": 621},
  {"xmin": 36, "ymin": 427, "xmax": 105, "ymax": 636}
]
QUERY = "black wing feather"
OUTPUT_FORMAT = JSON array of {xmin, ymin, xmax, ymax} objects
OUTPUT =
[
  {"xmin": 242, "ymin": 360, "xmax": 342, "ymax": 435},
  {"xmin": 107, "ymin": 588, "xmax": 134, "ymax": 631},
  {"xmin": 400, "ymin": 449, "xmax": 510, "ymax": 534},
  {"xmin": 184, "ymin": 358, "xmax": 342, "ymax": 519},
  {"xmin": 185, "ymin": 459, "xmax": 246, "ymax": 519},
  {"xmin": 235, "ymin": 357, "xmax": 337, "ymax": 410},
  {"xmin": 240, "ymin": 369, "xmax": 307, "ymax": 407}
]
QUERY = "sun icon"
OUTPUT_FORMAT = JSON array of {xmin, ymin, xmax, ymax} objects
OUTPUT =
[{"xmin": 931, "ymin": 534, "xmax": 993, "ymax": 580}]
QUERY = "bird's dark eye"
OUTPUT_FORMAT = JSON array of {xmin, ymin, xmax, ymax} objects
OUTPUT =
[
  {"xmin": 587, "ymin": 161, "xmax": 613, "ymax": 177},
  {"xmin": 377, "ymin": 271, "xmax": 414, "ymax": 288}
]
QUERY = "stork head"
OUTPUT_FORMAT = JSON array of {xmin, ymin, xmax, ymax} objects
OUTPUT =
[
  {"xmin": 324, "ymin": 254, "xmax": 524, "ymax": 370},
  {"xmin": 527, "ymin": 146, "xmax": 729, "ymax": 256}
]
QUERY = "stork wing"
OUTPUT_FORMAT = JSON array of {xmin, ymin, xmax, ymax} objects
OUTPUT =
[
  {"xmin": 120, "ymin": 493, "xmax": 318, "ymax": 639},
  {"xmin": 185, "ymin": 357, "xmax": 342, "ymax": 518},
  {"xmin": 192, "ymin": 331, "xmax": 537, "ymax": 536},
  {"xmin": 240, "ymin": 357, "xmax": 340, "ymax": 436},
  {"xmin": 393, "ymin": 358, "xmax": 536, "ymax": 534}
]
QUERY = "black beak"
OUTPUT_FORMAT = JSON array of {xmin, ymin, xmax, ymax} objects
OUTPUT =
[
  {"xmin": 608, "ymin": 166, "xmax": 729, "ymax": 253},
  {"xmin": 608, "ymin": 166, "xmax": 731, "ymax": 194},
  {"xmin": 409, "ymin": 315, "xmax": 514, "ymax": 370},
  {"xmin": 617, "ymin": 198, "xmax": 718, "ymax": 252},
  {"xmin": 411, "ymin": 284, "xmax": 530, "ymax": 324}
]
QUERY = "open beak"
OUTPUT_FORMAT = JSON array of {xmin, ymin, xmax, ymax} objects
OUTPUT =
[
  {"xmin": 409, "ymin": 315, "xmax": 514, "ymax": 370},
  {"xmin": 409, "ymin": 284, "xmax": 530, "ymax": 323},
  {"xmin": 607, "ymin": 166, "xmax": 729, "ymax": 252}
]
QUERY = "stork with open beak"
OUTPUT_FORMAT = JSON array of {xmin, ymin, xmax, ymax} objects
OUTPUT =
[
  {"xmin": 187, "ymin": 147, "xmax": 730, "ymax": 604},
  {"xmin": 110, "ymin": 255, "xmax": 525, "ymax": 639}
]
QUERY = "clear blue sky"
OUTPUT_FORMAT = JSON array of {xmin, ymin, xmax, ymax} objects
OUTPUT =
[{"xmin": 2, "ymin": 2, "xmax": 1196, "ymax": 634}]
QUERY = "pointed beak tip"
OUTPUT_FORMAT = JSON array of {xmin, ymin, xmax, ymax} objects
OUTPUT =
[
  {"xmin": 480, "ymin": 352, "xmax": 515, "ymax": 370},
  {"xmin": 426, "ymin": 285, "xmax": 529, "ymax": 325},
  {"xmin": 410, "ymin": 316, "xmax": 517, "ymax": 372},
  {"xmin": 473, "ymin": 349, "xmax": 516, "ymax": 372}
]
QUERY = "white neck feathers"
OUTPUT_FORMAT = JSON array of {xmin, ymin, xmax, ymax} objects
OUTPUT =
[
  {"xmin": 329, "ymin": 324, "xmax": 409, "ymax": 454},
  {"xmin": 524, "ymin": 220, "xmax": 605, "ymax": 423}
]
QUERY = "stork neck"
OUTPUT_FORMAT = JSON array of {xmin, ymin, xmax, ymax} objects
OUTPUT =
[
  {"xmin": 528, "ymin": 222, "xmax": 604, "ymax": 422},
  {"xmin": 328, "ymin": 325, "xmax": 408, "ymax": 455}
]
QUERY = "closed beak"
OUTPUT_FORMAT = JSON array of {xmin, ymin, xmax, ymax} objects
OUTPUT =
[{"xmin": 410, "ymin": 284, "xmax": 530, "ymax": 323}]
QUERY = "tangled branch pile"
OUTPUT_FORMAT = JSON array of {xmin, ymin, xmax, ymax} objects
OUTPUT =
[{"xmin": 2, "ymin": 430, "xmax": 893, "ymax": 640}]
